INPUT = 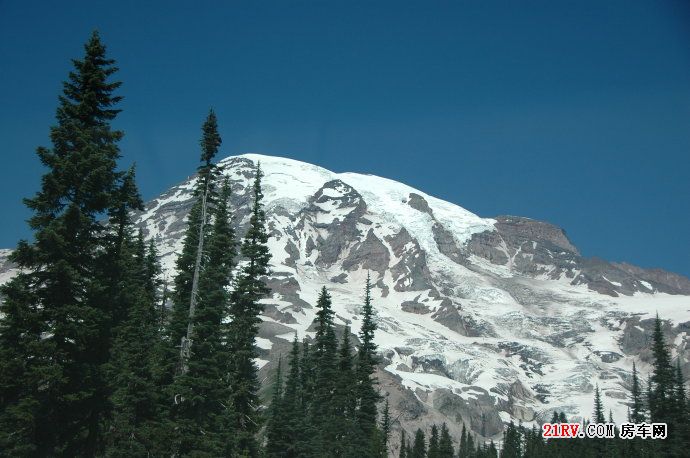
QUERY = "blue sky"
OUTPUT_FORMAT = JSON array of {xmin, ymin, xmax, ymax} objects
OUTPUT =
[{"xmin": 1, "ymin": 0, "xmax": 689, "ymax": 276}]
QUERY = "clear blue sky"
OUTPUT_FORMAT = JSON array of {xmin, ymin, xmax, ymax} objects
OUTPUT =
[{"xmin": 1, "ymin": 0, "xmax": 689, "ymax": 276}]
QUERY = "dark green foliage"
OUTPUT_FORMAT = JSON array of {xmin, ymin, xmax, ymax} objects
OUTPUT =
[
  {"xmin": 265, "ymin": 357, "xmax": 285, "ymax": 457},
  {"xmin": 0, "ymin": 30, "xmax": 132, "ymax": 456},
  {"xmin": 355, "ymin": 274, "xmax": 381, "ymax": 442},
  {"xmin": 167, "ymin": 178, "xmax": 237, "ymax": 456},
  {"xmin": 630, "ymin": 361, "xmax": 645, "ymax": 423},
  {"xmin": 399, "ymin": 430, "xmax": 407, "ymax": 458},
  {"xmin": 310, "ymin": 287, "xmax": 339, "ymax": 455},
  {"xmin": 438, "ymin": 423, "xmax": 454, "ymax": 458},
  {"xmin": 459, "ymin": 423, "xmax": 468, "ymax": 457},
  {"xmin": 228, "ymin": 163, "xmax": 271, "ymax": 457},
  {"xmin": 266, "ymin": 336, "xmax": 305, "ymax": 457},
  {"xmin": 380, "ymin": 399, "xmax": 392, "ymax": 455},
  {"xmin": 427, "ymin": 424, "xmax": 440, "ymax": 458},
  {"xmin": 104, "ymin": 232, "xmax": 161, "ymax": 457},
  {"xmin": 500, "ymin": 421, "xmax": 521, "ymax": 458},
  {"xmin": 333, "ymin": 326, "xmax": 358, "ymax": 455},
  {"xmin": 593, "ymin": 385, "xmax": 605, "ymax": 423},
  {"xmin": 650, "ymin": 315, "xmax": 674, "ymax": 422},
  {"xmin": 410, "ymin": 428, "xmax": 426, "ymax": 458}
]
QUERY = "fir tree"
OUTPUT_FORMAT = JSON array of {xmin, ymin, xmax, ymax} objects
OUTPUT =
[
  {"xmin": 168, "ymin": 178, "xmax": 237, "ymax": 456},
  {"xmin": 459, "ymin": 423, "xmax": 468, "ymax": 457},
  {"xmin": 333, "ymin": 327, "xmax": 357, "ymax": 456},
  {"xmin": 228, "ymin": 163, "xmax": 271, "ymax": 457},
  {"xmin": 630, "ymin": 361, "xmax": 646, "ymax": 423},
  {"xmin": 275, "ymin": 335, "xmax": 305, "ymax": 458},
  {"xmin": 399, "ymin": 430, "xmax": 407, "ymax": 458},
  {"xmin": 427, "ymin": 424, "xmax": 440, "ymax": 458},
  {"xmin": 650, "ymin": 314, "xmax": 674, "ymax": 423},
  {"xmin": 265, "ymin": 357, "xmax": 286, "ymax": 457},
  {"xmin": 0, "ymin": 30, "xmax": 129, "ymax": 456},
  {"xmin": 380, "ymin": 399, "xmax": 392, "ymax": 456},
  {"xmin": 500, "ymin": 421, "xmax": 521, "ymax": 458},
  {"xmin": 104, "ymin": 231, "xmax": 161, "ymax": 457},
  {"xmin": 355, "ymin": 274, "xmax": 381, "ymax": 442},
  {"xmin": 310, "ymin": 287, "xmax": 338, "ymax": 455},
  {"xmin": 410, "ymin": 428, "xmax": 426, "ymax": 458},
  {"xmin": 438, "ymin": 423, "xmax": 454, "ymax": 458},
  {"xmin": 593, "ymin": 384, "xmax": 605, "ymax": 423}
]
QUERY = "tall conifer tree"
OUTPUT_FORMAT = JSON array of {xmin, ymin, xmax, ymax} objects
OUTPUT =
[
  {"xmin": 228, "ymin": 163, "xmax": 271, "ymax": 456},
  {"xmin": 105, "ymin": 231, "xmax": 161, "ymax": 457},
  {"xmin": 0, "ymin": 31, "xmax": 129, "ymax": 456},
  {"xmin": 630, "ymin": 361, "xmax": 645, "ymax": 423},
  {"xmin": 168, "ymin": 178, "xmax": 237, "ymax": 456},
  {"xmin": 355, "ymin": 274, "xmax": 381, "ymax": 443}
]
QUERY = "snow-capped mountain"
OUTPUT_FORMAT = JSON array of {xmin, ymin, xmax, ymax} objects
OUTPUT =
[{"xmin": 2, "ymin": 154, "xmax": 689, "ymax": 442}]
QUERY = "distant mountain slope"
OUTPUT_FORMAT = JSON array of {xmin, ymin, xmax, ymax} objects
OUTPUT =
[{"xmin": 2, "ymin": 154, "xmax": 689, "ymax": 443}]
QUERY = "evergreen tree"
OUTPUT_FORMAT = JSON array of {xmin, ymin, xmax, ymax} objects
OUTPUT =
[
  {"xmin": 310, "ymin": 287, "xmax": 338, "ymax": 455},
  {"xmin": 438, "ymin": 423, "xmax": 454, "ymax": 458},
  {"xmin": 427, "ymin": 424, "xmax": 440, "ymax": 458},
  {"xmin": 265, "ymin": 357, "xmax": 286, "ymax": 457},
  {"xmin": 104, "ymin": 232, "xmax": 161, "ymax": 457},
  {"xmin": 297, "ymin": 339, "xmax": 317, "ymax": 457},
  {"xmin": 228, "ymin": 163, "xmax": 272, "ymax": 457},
  {"xmin": 355, "ymin": 274, "xmax": 381, "ymax": 442},
  {"xmin": 500, "ymin": 421, "xmax": 521, "ymax": 458},
  {"xmin": 650, "ymin": 314, "xmax": 674, "ymax": 422},
  {"xmin": 486, "ymin": 440, "xmax": 498, "ymax": 458},
  {"xmin": 0, "ymin": 31, "xmax": 130, "ymax": 456},
  {"xmin": 459, "ymin": 423, "xmax": 468, "ymax": 457},
  {"xmin": 399, "ymin": 430, "xmax": 407, "ymax": 458},
  {"xmin": 380, "ymin": 399, "xmax": 392, "ymax": 456},
  {"xmin": 168, "ymin": 178, "xmax": 237, "ymax": 456},
  {"xmin": 593, "ymin": 385, "xmax": 605, "ymax": 423},
  {"xmin": 274, "ymin": 335, "xmax": 305, "ymax": 458},
  {"xmin": 630, "ymin": 361, "xmax": 646, "ymax": 423},
  {"xmin": 333, "ymin": 327, "xmax": 357, "ymax": 456},
  {"xmin": 410, "ymin": 428, "xmax": 426, "ymax": 458}
]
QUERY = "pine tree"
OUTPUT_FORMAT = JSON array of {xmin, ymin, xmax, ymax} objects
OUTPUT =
[
  {"xmin": 333, "ymin": 327, "xmax": 357, "ymax": 456},
  {"xmin": 159, "ymin": 110, "xmax": 222, "ymax": 399},
  {"xmin": 178, "ymin": 109, "xmax": 223, "ymax": 376},
  {"xmin": 355, "ymin": 274, "xmax": 381, "ymax": 442},
  {"xmin": 410, "ymin": 428, "xmax": 426, "ymax": 458},
  {"xmin": 275, "ymin": 335, "xmax": 305, "ymax": 458},
  {"xmin": 438, "ymin": 423, "xmax": 454, "ymax": 458},
  {"xmin": 168, "ymin": 177, "xmax": 237, "ymax": 456},
  {"xmin": 310, "ymin": 287, "xmax": 338, "ymax": 455},
  {"xmin": 459, "ymin": 423, "xmax": 468, "ymax": 457},
  {"xmin": 399, "ymin": 430, "xmax": 407, "ymax": 458},
  {"xmin": 104, "ymin": 231, "xmax": 161, "ymax": 457},
  {"xmin": 228, "ymin": 162, "xmax": 272, "ymax": 457},
  {"xmin": 500, "ymin": 421, "xmax": 521, "ymax": 458},
  {"xmin": 265, "ymin": 357, "xmax": 286, "ymax": 457},
  {"xmin": 593, "ymin": 385, "xmax": 605, "ymax": 423},
  {"xmin": 380, "ymin": 399, "xmax": 392, "ymax": 456},
  {"xmin": 650, "ymin": 314, "xmax": 674, "ymax": 423},
  {"xmin": 427, "ymin": 424, "xmax": 440, "ymax": 458},
  {"xmin": 0, "ymin": 31, "xmax": 131, "ymax": 456},
  {"xmin": 630, "ymin": 361, "xmax": 646, "ymax": 423}
]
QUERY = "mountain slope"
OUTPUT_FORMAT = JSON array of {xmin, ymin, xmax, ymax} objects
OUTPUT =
[{"xmin": 2, "ymin": 154, "xmax": 689, "ymax": 444}]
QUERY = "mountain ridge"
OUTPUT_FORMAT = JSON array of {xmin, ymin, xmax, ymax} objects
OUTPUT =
[{"xmin": 1, "ymin": 153, "xmax": 689, "ymax": 443}]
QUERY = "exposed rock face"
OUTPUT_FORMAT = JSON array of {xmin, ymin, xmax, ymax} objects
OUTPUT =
[
  {"xmin": 2, "ymin": 153, "xmax": 689, "ymax": 444},
  {"xmin": 467, "ymin": 216, "xmax": 690, "ymax": 296}
]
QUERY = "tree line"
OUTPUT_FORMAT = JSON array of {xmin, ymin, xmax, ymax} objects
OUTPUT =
[{"xmin": 395, "ymin": 314, "xmax": 689, "ymax": 458}]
